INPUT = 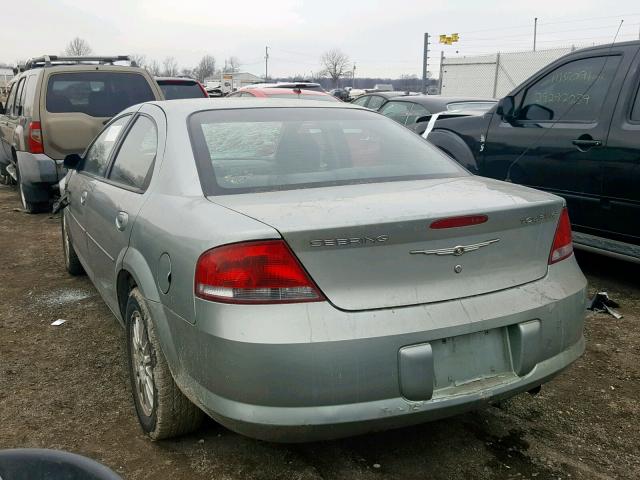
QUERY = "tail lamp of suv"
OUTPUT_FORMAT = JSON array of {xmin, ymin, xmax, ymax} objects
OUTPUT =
[
  {"xmin": 548, "ymin": 208, "xmax": 573, "ymax": 264},
  {"xmin": 28, "ymin": 122, "xmax": 44, "ymax": 154},
  {"xmin": 195, "ymin": 240, "xmax": 324, "ymax": 304}
]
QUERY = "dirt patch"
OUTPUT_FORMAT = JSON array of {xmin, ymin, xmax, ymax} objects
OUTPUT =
[{"xmin": 0, "ymin": 183, "xmax": 638, "ymax": 480}]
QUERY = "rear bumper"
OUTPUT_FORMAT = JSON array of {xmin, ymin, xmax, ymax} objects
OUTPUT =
[
  {"xmin": 149, "ymin": 256, "xmax": 587, "ymax": 442},
  {"xmin": 17, "ymin": 151, "xmax": 66, "ymax": 186}
]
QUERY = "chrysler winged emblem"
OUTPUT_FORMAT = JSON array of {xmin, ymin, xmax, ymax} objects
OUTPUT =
[{"xmin": 410, "ymin": 239, "xmax": 500, "ymax": 256}]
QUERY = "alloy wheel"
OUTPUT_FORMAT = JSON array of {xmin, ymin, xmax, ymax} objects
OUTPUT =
[{"xmin": 131, "ymin": 311, "xmax": 155, "ymax": 417}]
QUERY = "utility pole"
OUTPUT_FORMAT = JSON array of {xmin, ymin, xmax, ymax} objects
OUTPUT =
[
  {"xmin": 533, "ymin": 17, "xmax": 538, "ymax": 51},
  {"xmin": 422, "ymin": 33, "xmax": 430, "ymax": 94},
  {"xmin": 352, "ymin": 63, "xmax": 356, "ymax": 89},
  {"xmin": 264, "ymin": 46, "xmax": 269, "ymax": 81}
]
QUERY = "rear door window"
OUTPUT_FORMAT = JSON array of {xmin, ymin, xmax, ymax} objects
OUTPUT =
[
  {"xmin": 380, "ymin": 101, "xmax": 412, "ymax": 124},
  {"xmin": 351, "ymin": 96, "xmax": 369, "ymax": 107},
  {"xmin": 366, "ymin": 95, "xmax": 386, "ymax": 110},
  {"xmin": 81, "ymin": 116, "xmax": 131, "ymax": 177},
  {"xmin": 46, "ymin": 72, "xmax": 155, "ymax": 117},
  {"xmin": 519, "ymin": 55, "xmax": 621, "ymax": 122},
  {"xmin": 405, "ymin": 103, "xmax": 430, "ymax": 125},
  {"xmin": 108, "ymin": 116, "xmax": 158, "ymax": 190},
  {"xmin": 4, "ymin": 82, "xmax": 17, "ymax": 116}
]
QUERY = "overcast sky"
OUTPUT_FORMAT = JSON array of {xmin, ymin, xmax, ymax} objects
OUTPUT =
[{"xmin": 2, "ymin": 0, "xmax": 640, "ymax": 78}]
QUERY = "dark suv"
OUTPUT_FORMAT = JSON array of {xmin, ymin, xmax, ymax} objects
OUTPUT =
[
  {"xmin": 0, "ymin": 55, "xmax": 163, "ymax": 212},
  {"xmin": 427, "ymin": 41, "xmax": 640, "ymax": 263}
]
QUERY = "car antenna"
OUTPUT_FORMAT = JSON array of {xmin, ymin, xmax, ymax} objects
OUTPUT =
[{"xmin": 504, "ymin": 20, "xmax": 624, "ymax": 183}]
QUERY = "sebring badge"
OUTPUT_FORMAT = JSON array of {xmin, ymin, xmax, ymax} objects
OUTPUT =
[{"xmin": 410, "ymin": 239, "xmax": 500, "ymax": 256}]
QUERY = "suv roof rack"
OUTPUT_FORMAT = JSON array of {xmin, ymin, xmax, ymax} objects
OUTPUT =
[{"xmin": 23, "ymin": 55, "xmax": 135, "ymax": 71}]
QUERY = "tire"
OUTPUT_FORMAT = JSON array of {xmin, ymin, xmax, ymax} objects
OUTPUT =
[
  {"xmin": 126, "ymin": 288, "xmax": 204, "ymax": 440},
  {"xmin": 61, "ymin": 212, "xmax": 85, "ymax": 276},
  {"xmin": 18, "ymin": 175, "xmax": 48, "ymax": 214}
]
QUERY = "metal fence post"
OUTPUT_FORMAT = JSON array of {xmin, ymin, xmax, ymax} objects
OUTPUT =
[
  {"xmin": 438, "ymin": 50, "xmax": 445, "ymax": 94},
  {"xmin": 492, "ymin": 52, "xmax": 501, "ymax": 98}
]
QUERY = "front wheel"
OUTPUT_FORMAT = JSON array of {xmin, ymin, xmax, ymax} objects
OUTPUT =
[{"xmin": 126, "ymin": 288, "xmax": 204, "ymax": 440}]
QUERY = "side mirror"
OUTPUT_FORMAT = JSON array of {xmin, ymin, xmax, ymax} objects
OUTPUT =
[
  {"xmin": 63, "ymin": 153, "xmax": 82, "ymax": 170},
  {"xmin": 496, "ymin": 96, "xmax": 516, "ymax": 122},
  {"xmin": 416, "ymin": 115, "xmax": 432, "ymax": 124}
]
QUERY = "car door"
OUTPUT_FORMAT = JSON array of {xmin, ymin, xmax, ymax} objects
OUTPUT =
[
  {"xmin": 599, "ymin": 48, "xmax": 640, "ymax": 246},
  {"xmin": 480, "ymin": 49, "xmax": 631, "ymax": 236},
  {"xmin": 83, "ymin": 108, "xmax": 161, "ymax": 314},
  {"xmin": 65, "ymin": 115, "xmax": 133, "ymax": 273}
]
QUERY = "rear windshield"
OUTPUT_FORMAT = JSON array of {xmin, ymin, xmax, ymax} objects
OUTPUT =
[
  {"xmin": 267, "ymin": 93, "xmax": 337, "ymax": 102},
  {"xmin": 189, "ymin": 107, "xmax": 466, "ymax": 195},
  {"xmin": 158, "ymin": 80, "xmax": 206, "ymax": 100},
  {"xmin": 46, "ymin": 72, "xmax": 155, "ymax": 117}
]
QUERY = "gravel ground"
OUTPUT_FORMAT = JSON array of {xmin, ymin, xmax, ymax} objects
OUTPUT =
[{"xmin": 0, "ymin": 182, "xmax": 638, "ymax": 480}]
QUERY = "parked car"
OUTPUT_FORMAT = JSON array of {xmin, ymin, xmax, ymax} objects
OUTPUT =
[
  {"xmin": 155, "ymin": 77, "xmax": 208, "ymax": 100},
  {"xmin": 380, "ymin": 96, "xmax": 497, "ymax": 134},
  {"xmin": 0, "ymin": 449, "xmax": 122, "ymax": 480},
  {"xmin": 329, "ymin": 88, "xmax": 350, "ymax": 101},
  {"xmin": 427, "ymin": 41, "xmax": 640, "ymax": 263},
  {"xmin": 350, "ymin": 91, "xmax": 422, "ymax": 110},
  {"xmin": 228, "ymin": 87, "xmax": 338, "ymax": 101},
  {"xmin": 242, "ymin": 81, "xmax": 325, "ymax": 92},
  {"xmin": 60, "ymin": 98, "xmax": 585, "ymax": 442},
  {"xmin": 0, "ymin": 55, "xmax": 163, "ymax": 212}
]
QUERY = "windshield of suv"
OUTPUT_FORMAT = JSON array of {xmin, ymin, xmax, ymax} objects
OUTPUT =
[
  {"xmin": 158, "ymin": 80, "xmax": 207, "ymax": 100},
  {"xmin": 46, "ymin": 72, "xmax": 155, "ymax": 117},
  {"xmin": 189, "ymin": 107, "xmax": 466, "ymax": 194}
]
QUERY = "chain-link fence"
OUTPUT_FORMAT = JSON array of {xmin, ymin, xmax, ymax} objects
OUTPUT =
[{"xmin": 439, "ymin": 46, "xmax": 584, "ymax": 98}]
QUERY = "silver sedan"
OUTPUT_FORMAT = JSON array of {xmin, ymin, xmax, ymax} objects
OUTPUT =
[{"xmin": 60, "ymin": 99, "xmax": 586, "ymax": 442}]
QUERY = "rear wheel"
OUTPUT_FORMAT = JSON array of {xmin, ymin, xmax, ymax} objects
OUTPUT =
[
  {"xmin": 61, "ymin": 212, "xmax": 85, "ymax": 276},
  {"xmin": 126, "ymin": 288, "xmax": 204, "ymax": 440}
]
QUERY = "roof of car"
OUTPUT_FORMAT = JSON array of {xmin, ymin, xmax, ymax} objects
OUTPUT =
[
  {"xmin": 148, "ymin": 98, "xmax": 360, "ymax": 115},
  {"xmin": 242, "ymin": 87, "xmax": 331, "ymax": 96},
  {"xmin": 155, "ymin": 77, "xmax": 198, "ymax": 82},
  {"xmin": 385, "ymin": 95, "xmax": 496, "ymax": 108},
  {"xmin": 357, "ymin": 91, "xmax": 422, "ymax": 99}
]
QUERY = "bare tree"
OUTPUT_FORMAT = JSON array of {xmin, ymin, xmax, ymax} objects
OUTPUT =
[
  {"xmin": 320, "ymin": 49, "xmax": 351, "ymax": 87},
  {"xmin": 130, "ymin": 54, "xmax": 147, "ymax": 68},
  {"xmin": 181, "ymin": 67, "xmax": 194, "ymax": 78},
  {"xmin": 65, "ymin": 37, "xmax": 92, "ymax": 56},
  {"xmin": 147, "ymin": 60, "xmax": 162, "ymax": 76},
  {"xmin": 162, "ymin": 56, "xmax": 179, "ymax": 77},
  {"xmin": 224, "ymin": 56, "xmax": 240, "ymax": 73},
  {"xmin": 194, "ymin": 55, "xmax": 216, "ymax": 82}
]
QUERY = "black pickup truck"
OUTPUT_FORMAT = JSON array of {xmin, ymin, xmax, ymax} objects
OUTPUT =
[{"xmin": 427, "ymin": 41, "xmax": 640, "ymax": 263}]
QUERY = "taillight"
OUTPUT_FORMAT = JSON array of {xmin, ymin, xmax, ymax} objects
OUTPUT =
[
  {"xmin": 28, "ymin": 121, "xmax": 44, "ymax": 154},
  {"xmin": 195, "ymin": 240, "xmax": 324, "ymax": 304},
  {"xmin": 549, "ymin": 208, "xmax": 573, "ymax": 264},
  {"xmin": 198, "ymin": 82, "xmax": 209, "ymax": 98}
]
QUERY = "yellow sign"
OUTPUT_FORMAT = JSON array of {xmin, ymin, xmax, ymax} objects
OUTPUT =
[{"xmin": 439, "ymin": 33, "xmax": 460, "ymax": 45}]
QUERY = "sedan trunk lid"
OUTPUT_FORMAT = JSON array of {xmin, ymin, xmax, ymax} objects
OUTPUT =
[{"xmin": 210, "ymin": 177, "xmax": 564, "ymax": 311}]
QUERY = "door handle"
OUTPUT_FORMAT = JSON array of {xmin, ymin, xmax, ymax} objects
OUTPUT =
[
  {"xmin": 572, "ymin": 138, "xmax": 602, "ymax": 150},
  {"xmin": 115, "ymin": 211, "xmax": 129, "ymax": 231},
  {"xmin": 80, "ymin": 191, "xmax": 88, "ymax": 205}
]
